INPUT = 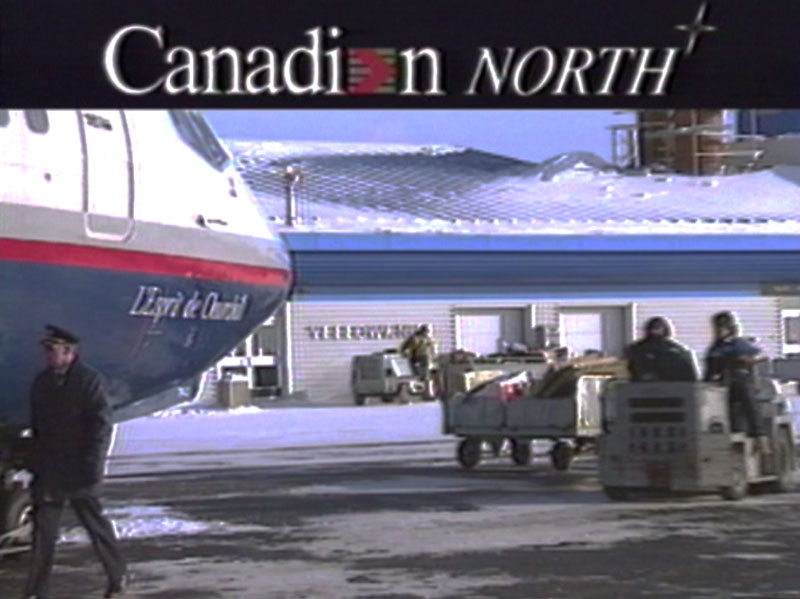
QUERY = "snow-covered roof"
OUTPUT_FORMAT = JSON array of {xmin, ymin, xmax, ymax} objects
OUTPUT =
[{"xmin": 227, "ymin": 140, "xmax": 800, "ymax": 235}]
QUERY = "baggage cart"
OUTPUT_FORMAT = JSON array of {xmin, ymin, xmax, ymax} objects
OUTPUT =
[{"xmin": 443, "ymin": 358, "xmax": 627, "ymax": 471}]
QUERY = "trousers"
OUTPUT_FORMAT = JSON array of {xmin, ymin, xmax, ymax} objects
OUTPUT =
[
  {"xmin": 410, "ymin": 357, "xmax": 432, "ymax": 379},
  {"xmin": 24, "ymin": 489, "xmax": 126, "ymax": 598},
  {"xmin": 728, "ymin": 378, "xmax": 764, "ymax": 437}
]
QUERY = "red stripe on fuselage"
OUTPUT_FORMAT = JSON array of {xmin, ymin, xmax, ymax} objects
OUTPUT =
[{"xmin": 0, "ymin": 238, "xmax": 292, "ymax": 287}]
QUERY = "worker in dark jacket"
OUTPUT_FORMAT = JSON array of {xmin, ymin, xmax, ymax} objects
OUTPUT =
[
  {"xmin": 704, "ymin": 311, "xmax": 770, "ymax": 452},
  {"xmin": 625, "ymin": 316, "xmax": 698, "ymax": 382},
  {"xmin": 22, "ymin": 325, "xmax": 128, "ymax": 599}
]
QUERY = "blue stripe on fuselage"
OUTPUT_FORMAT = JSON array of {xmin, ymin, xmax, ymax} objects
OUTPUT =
[{"xmin": 0, "ymin": 261, "xmax": 287, "ymax": 425}]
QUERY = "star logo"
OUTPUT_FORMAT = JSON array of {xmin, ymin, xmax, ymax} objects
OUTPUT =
[{"xmin": 675, "ymin": 2, "xmax": 717, "ymax": 55}]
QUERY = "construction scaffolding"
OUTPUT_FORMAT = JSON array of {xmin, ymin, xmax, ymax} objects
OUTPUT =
[{"xmin": 610, "ymin": 110, "xmax": 765, "ymax": 175}]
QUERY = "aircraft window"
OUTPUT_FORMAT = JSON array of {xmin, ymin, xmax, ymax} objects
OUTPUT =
[
  {"xmin": 168, "ymin": 110, "xmax": 230, "ymax": 171},
  {"xmin": 0, "ymin": 110, "xmax": 9, "ymax": 127},
  {"xmin": 24, "ymin": 110, "xmax": 49, "ymax": 134}
]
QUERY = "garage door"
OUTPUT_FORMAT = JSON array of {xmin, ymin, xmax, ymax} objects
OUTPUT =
[{"xmin": 456, "ymin": 308, "xmax": 525, "ymax": 355}]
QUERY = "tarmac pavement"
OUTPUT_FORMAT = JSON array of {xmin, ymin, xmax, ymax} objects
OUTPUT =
[{"xmin": 2, "ymin": 404, "xmax": 800, "ymax": 599}]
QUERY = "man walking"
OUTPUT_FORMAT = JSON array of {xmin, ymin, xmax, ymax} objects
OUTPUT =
[{"xmin": 22, "ymin": 325, "xmax": 128, "ymax": 599}]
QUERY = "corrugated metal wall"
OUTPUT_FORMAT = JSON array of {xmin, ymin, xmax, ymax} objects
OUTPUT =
[
  {"xmin": 635, "ymin": 297, "xmax": 782, "ymax": 361},
  {"xmin": 536, "ymin": 297, "xmax": 781, "ymax": 359},
  {"xmin": 533, "ymin": 298, "xmax": 800, "ymax": 355},
  {"xmin": 291, "ymin": 302, "xmax": 454, "ymax": 404},
  {"xmin": 290, "ymin": 297, "xmax": 781, "ymax": 404},
  {"xmin": 291, "ymin": 300, "xmax": 530, "ymax": 404}
]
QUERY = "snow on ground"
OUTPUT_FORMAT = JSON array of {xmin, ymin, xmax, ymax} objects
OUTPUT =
[
  {"xmin": 59, "ymin": 504, "xmax": 269, "ymax": 545},
  {"xmin": 110, "ymin": 403, "xmax": 443, "ymax": 462}
]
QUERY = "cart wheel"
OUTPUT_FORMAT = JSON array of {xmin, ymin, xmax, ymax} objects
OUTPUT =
[
  {"xmin": 510, "ymin": 439, "xmax": 532, "ymax": 466},
  {"xmin": 720, "ymin": 447, "xmax": 748, "ymax": 501},
  {"xmin": 603, "ymin": 486, "xmax": 629, "ymax": 501},
  {"xmin": 550, "ymin": 441, "xmax": 574, "ymax": 471},
  {"xmin": 767, "ymin": 432, "xmax": 794, "ymax": 493},
  {"xmin": 406, "ymin": 380, "xmax": 425, "ymax": 396},
  {"xmin": 0, "ymin": 487, "xmax": 33, "ymax": 544},
  {"xmin": 574, "ymin": 439, "xmax": 591, "ymax": 456},
  {"xmin": 457, "ymin": 438, "xmax": 482, "ymax": 470},
  {"xmin": 380, "ymin": 393, "xmax": 397, "ymax": 403},
  {"xmin": 486, "ymin": 439, "xmax": 504, "ymax": 457},
  {"xmin": 354, "ymin": 394, "xmax": 367, "ymax": 406},
  {"xmin": 423, "ymin": 379, "xmax": 440, "ymax": 402}
]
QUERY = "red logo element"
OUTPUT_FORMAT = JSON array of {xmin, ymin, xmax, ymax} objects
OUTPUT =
[{"xmin": 347, "ymin": 49, "xmax": 398, "ymax": 94}]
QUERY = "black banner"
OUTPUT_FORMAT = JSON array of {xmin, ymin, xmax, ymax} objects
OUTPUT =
[{"xmin": 0, "ymin": 0, "xmax": 795, "ymax": 107}]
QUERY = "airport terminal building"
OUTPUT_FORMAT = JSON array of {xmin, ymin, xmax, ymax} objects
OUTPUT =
[{"xmin": 208, "ymin": 111, "xmax": 800, "ymax": 405}]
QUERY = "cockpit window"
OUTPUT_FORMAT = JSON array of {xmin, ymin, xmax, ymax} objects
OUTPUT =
[
  {"xmin": 24, "ymin": 110, "xmax": 49, "ymax": 134},
  {"xmin": 168, "ymin": 110, "xmax": 230, "ymax": 171},
  {"xmin": 0, "ymin": 110, "xmax": 9, "ymax": 127}
]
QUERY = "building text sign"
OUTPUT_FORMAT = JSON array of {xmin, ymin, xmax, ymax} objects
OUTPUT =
[
  {"xmin": 762, "ymin": 283, "xmax": 800, "ymax": 296},
  {"xmin": 305, "ymin": 323, "xmax": 430, "ymax": 341}
]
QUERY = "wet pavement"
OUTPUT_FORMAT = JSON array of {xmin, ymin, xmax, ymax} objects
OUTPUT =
[{"xmin": 2, "ymin": 406, "xmax": 800, "ymax": 598}]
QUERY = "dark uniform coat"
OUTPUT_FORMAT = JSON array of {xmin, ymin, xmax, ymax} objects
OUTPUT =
[
  {"xmin": 704, "ymin": 335, "xmax": 763, "ymax": 436},
  {"xmin": 29, "ymin": 359, "xmax": 113, "ymax": 495},
  {"xmin": 625, "ymin": 337, "xmax": 698, "ymax": 382},
  {"xmin": 704, "ymin": 335, "xmax": 760, "ymax": 383},
  {"xmin": 24, "ymin": 358, "xmax": 126, "ymax": 599}
]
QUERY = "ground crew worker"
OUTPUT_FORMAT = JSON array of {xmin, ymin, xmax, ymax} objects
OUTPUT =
[
  {"xmin": 704, "ymin": 311, "xmax": 770, "ymax": 453},
  {"xmin": 22, "ymin": 325, "xmax": 128, "ymax": 599},
  {"xmin": 625, "ymin": 316, "xmax": 698, "ymax": 382},
  {"xmin": 400, "ymin": 325, "xmax": 436, "ymax": 381}
]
